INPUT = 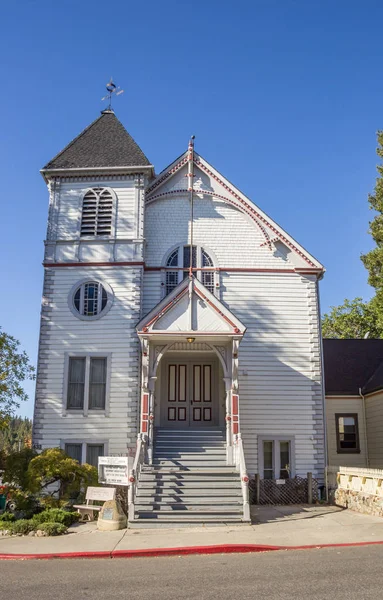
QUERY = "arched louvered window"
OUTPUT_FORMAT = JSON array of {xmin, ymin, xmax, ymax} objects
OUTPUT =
[
  {"xmin": 80, "ymin": 188, "xmax": 113, "ymax": 236},
  {"xmin": 164, "ymin": 246, "xmax": 216, "ymax": 295}
]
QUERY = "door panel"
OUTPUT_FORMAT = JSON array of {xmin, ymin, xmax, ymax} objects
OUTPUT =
[{"xmin": 163, "ymin": 361, "xmax": 216, "ymax": 427}]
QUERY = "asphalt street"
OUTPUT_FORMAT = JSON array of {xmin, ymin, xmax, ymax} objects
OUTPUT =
[{"xmin": 1, "ymin": 545, "xmax": 382, "ymax": 600}]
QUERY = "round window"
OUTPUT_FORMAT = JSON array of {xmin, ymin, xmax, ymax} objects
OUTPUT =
[{"xmin": 70, "ymin": 281, "xmax": 112, "ymax": 319}]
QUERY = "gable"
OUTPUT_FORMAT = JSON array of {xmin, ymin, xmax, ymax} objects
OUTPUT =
[
  {"xmin": 146, "ymin": 151, "xmax": 324, "ymax": 272},
  {"xmin": 137, "ymin": 278, "xmax": 246, "ymax": 335}
]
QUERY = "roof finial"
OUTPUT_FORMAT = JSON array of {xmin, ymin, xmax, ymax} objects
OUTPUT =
[{"xmin": 101, "ymin": 78, "xmax": 124, "ymax": 112}]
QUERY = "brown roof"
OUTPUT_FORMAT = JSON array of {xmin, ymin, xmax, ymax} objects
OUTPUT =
[
  {"xmin": 43, "ymin": 111, "xmax": 151, "ymax": 170},
  {"xmin": 323, "ymin": 339, "xmax": 383, "ymax": 395}
]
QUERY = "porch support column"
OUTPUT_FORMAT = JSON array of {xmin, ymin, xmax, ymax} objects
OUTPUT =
[
  {"xmin": 140, "ymin": 337, "xmax": 150, "ymax": 463},
  {"xmin": 224, "ymin": 377, "xmax": 233, "ymax": 465},
  {"xmin": 231, "ymin": 338, "xmax": 241, "ymax": 465},
  {"xmin": 147, "ymin": 376, "xmax": 157, "ymax": 465}
]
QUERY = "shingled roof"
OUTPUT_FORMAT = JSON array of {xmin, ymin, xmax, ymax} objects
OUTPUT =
[
  {"xmin": 323, "ymin": 339, "xmax": 383, "ymax": 395},
  {"xmin": 42, "ymin": 111, "xmax": 152, "ymax": 170}
]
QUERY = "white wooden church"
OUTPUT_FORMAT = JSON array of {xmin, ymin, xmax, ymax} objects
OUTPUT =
[{"xmin": 33, "ymin": 109, "xmax": 325, "ymax": 525}]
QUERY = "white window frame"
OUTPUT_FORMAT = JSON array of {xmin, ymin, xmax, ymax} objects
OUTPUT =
[
  {"xmin": 79, "ymin": 187, "xmax": 117, "ymax": 239},
  {"xmin": 61, "ymin": 440, "xmax": 109, "ymax": 466},
  {"xmin": 62, "ymin": 353, "xmax": 112, "ymax": 417},
  {"xmin": 258, "ymin": 436, "xmax": 295, "ymax": 480},
  {"xmin": 68, "ymin": 278, "xmax": 114, "ymax": 321},
  {"xmin": 161, "ymin": 243, "xmax": 219, "ymax": 297}
]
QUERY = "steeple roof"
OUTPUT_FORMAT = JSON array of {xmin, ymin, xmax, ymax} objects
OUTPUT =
[{"xmin": 42, "ymin": 111, "xmax": 152, "ymax": 171}]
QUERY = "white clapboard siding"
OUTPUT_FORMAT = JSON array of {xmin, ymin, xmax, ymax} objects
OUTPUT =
[
  {"xmin": 220, "ymin": 272, "xmax": 324, "ymax": 479},
  {"xmin": 144, "ymin": 194, "xmax": 296, "ymax": 269},
  {"xmin": 33, "ymin": 266, "xmax": 143, "ymax": 455}
]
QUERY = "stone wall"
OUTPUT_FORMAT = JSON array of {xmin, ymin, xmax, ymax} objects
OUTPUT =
[{"xmin": 334, "ymin": 466, "xmax": 383, "ymax": 518}]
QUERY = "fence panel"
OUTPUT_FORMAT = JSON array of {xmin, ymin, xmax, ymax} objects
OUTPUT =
[{"xmin": 250, "ymin": 475, "xmax": 318, "ymax": 505}]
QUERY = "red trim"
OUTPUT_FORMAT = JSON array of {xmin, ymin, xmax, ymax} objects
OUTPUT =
[
  {"xmin": 193, "ymin": 365, "xmax": 201, "ymax": 403},
  {"xmin": 143, "ymin": 287, "xmax": 189, "ymax": 331},
  {"xmin": 168, "ymin": 365, "xmax": 176, "ymax": 402},
  {"xmin": 146, "ymin": 156, "xmax": 188, "ymax": 194},
  {"xmin": 194, "ymin": 287, "xmax": 239, "ymax": 332},
  {"xmin": 44, "ymin": 262, "xmax": 145, "ymax": 268},
  {"xmin": 232, "ymin": 394, "xmax": 239, "ymax": 415},
  {"xmin": 3, "ymin": 541, "xmax": 383, "ymax": 560},
  {"xmin": 144, "ymin": 266, "xmax": 321, "ymax": 274},
  {"xmin": 194, "ymin": 160, "xmax": 318, "ymax": 268},
  {"xmin": 141, "ymin": 392, "xmax": 149, "ymax": 433},
  {"xmin": 178, "ymin": 365, "xmax": 187, "ymax": 402}
]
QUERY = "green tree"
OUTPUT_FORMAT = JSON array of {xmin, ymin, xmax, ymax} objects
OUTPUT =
[
  {"xmin": 0, "ymin": 329, "xmax": 35, "ymax": 428},
  {"xmin": 321, "ymin": 298, "xmax": 383, "ymax": 339},
  {"xmin": 322, "ymin": 132, "xmax": 383, "ymax": 338},
  {"xmin": 0, "ymin": 417, "xmax": 33, "ymax": 454}
]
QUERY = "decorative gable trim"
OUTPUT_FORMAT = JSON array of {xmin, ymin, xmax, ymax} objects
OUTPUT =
[
  {"xmin": 145, "ymin": 151, "xmax": 324, "ymax": 272},
  {"xmin": 137, "ymin": 277, "xmax": 246, "ymax": 335}
]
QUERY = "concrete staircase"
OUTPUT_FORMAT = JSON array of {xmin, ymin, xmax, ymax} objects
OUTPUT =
[{"xmin": 130, "ymin": 428, "xmax": 248, "ymax": 527}]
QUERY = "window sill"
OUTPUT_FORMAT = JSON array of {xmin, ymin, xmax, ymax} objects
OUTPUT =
[
  {"xmin": 336, "ymin": 449, "xmax": 361, "ymax": 454},
  {"xmin": 64, "ymin": 410, "xmax": 107, "ymax": 417}
]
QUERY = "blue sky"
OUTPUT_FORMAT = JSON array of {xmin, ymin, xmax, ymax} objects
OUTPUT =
[{"xmin": 1, "ymin": 0, "xmax": 382, "ymax": 418}]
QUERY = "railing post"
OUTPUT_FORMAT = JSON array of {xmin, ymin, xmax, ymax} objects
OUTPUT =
[
  {"xmin": 307, "ymin": 472, "xmax": 313, "ymax": 504},
  {"xmin": 223, "ymin": 379, "xmax": 233, "ymax": 465},
  {"xmin": 127, "ymin": 469, "xmax": 136, "ymax": 521}
]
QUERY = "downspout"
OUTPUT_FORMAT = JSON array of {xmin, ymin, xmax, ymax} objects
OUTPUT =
[
  {"xmin": 316, "ymin": 279, "xmax": 329, "ymax": 498},
  {"xmin": 359, "ymin": 387, "xmax": 369, "ymax": 468}
]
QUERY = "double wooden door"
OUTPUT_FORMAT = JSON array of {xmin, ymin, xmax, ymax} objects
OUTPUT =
[{"xmin": 162, "ymin": 360, "xmax": 216, "ymax": 427}]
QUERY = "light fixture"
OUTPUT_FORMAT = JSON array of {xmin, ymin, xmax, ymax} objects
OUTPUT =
[{"xmin": 186, "ymin": 337, "xmax": 195, "ymax": 343}]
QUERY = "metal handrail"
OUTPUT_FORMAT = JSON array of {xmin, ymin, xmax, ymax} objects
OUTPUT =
[
  {"xmin": 234, "ymin": 433, "xmax": 250, "ymax": 522},
  {"xmin": 127, "ymin": 433, "xmax": 147, "ymax": 521}
]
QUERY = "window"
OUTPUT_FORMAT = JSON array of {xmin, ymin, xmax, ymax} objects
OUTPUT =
[
  {"xmin": 70, "ymin": 279, "xmax": 113, "ymax": 321},
  {"xmin": 67, "ymin": 358, "xmax": 86, "ymax": 409},
  {"xmin": 86, "ymin": 444, "xmax": 105, "ymax": 467},
  {"xmin": 65, "ymin": 443, "xmax": 82, "ymax": 463},
  {"xmin": 89, "ymin": 358, "xmax": 107, "ymax": 410},
  {"xmin": 73, "ymin": 282, "xmax": 108, "ymax": 317},
  {"xmin": 80, "ymin": 188, "xmax": 113, "ymax": 236},
  {"xmin": 164, "ymin": 245, "xmax": 216, "ymax": 295},
  {"xmin": 336, "ymin": 414, "xmax": 360, "ymax": 453},
  {"xmin": 64, "ymin": 442, "xmax": 105, "ymax": 466},
  {"xmin": 66, "ymin": 356, "xmax": 109, "ymax": 413},
  {"xmin": 259, "ymin": 437, "xmax": 293, "ymax": 480}
]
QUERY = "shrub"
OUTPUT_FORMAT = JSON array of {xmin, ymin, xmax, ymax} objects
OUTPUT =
[
  {"xmin": 27, "ymin": 448, "xmax": 98, "ymax": 499},
  {"xmin": 11, "ymin": 519, "xmax": 35, "ymax": 535},
  {"xmin": 0, "ymin": 513, "xmax": 15, "ymax": 522},
  {"xmin": 36, "ymin": 522, "xmax": 67, "ymax": 536},
  {"xmin": 6, "ymin": 489, "xmax": 41, "ymax": 518},
  {"xmin": 32, "ymin": 508, "xmax": 80, "ymax": 527}
]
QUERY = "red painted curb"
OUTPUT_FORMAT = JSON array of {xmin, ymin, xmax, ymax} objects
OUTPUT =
[
  {"xmin": 1, "ymin": 540, "xmax": 383, "ymax": 560},
  {"xmin": 0, "ymin": 551, "xmax": 112, "ymax": 560}
]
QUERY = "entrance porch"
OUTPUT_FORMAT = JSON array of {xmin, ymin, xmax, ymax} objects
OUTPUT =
[{"xmin": 128, "ymin": 277, "xmax": 250, "ymax": 525}]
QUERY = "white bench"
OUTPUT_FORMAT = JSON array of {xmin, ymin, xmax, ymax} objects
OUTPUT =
[{"xmin": 73, "ymin": 486, "xmax": 116, "ymax": 521}]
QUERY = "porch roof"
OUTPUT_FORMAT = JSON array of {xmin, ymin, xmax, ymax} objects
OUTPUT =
[{"xmin": 136, "ymin": 277, "xmax": 246, "ymax": 337}]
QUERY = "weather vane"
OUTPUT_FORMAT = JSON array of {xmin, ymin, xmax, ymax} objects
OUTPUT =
[{"xmin": 101, "ymin": 78, "xmax": 124, "ymax": 110}]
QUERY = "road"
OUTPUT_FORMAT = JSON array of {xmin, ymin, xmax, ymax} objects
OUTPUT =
[{"xmin": 1, "ymin": 545, "xmax": 382, "ymax": 599}]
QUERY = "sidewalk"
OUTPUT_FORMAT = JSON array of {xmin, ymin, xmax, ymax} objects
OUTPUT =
[{"xmin": 1, "ymin": 505, "xmax": 383, "ymax": 558}]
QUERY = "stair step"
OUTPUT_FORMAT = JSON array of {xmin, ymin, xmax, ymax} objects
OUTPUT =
[
  {"xmin": 153, "ymin": 454, "xmax": 226, "ymax": 461},
  {"xmin": 136, "ymin": 497, "xmax": 242, "ymax": 504},
  {"xmin": 135, "ymin": 510, "xmax": 244, "ymax": 518},
  {"xmin": 138, "ymin": 479, "xmax": 241, "ymax": 487},
  {"xmin": 154, "ymin": 447, "xmax": 225, "ymax": 453},
  {"xmin": 137, "ymin": 484, "xmax": 242, "ymax": 499}
]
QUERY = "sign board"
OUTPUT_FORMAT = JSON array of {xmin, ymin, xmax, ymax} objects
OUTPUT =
[
  {"xmin": 98, "ymin": 456, "xmax": 132, "ymax": 487},
  {"xmin": 276, "ymin": 479, "xmax": 286, "ymax": 485}
]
